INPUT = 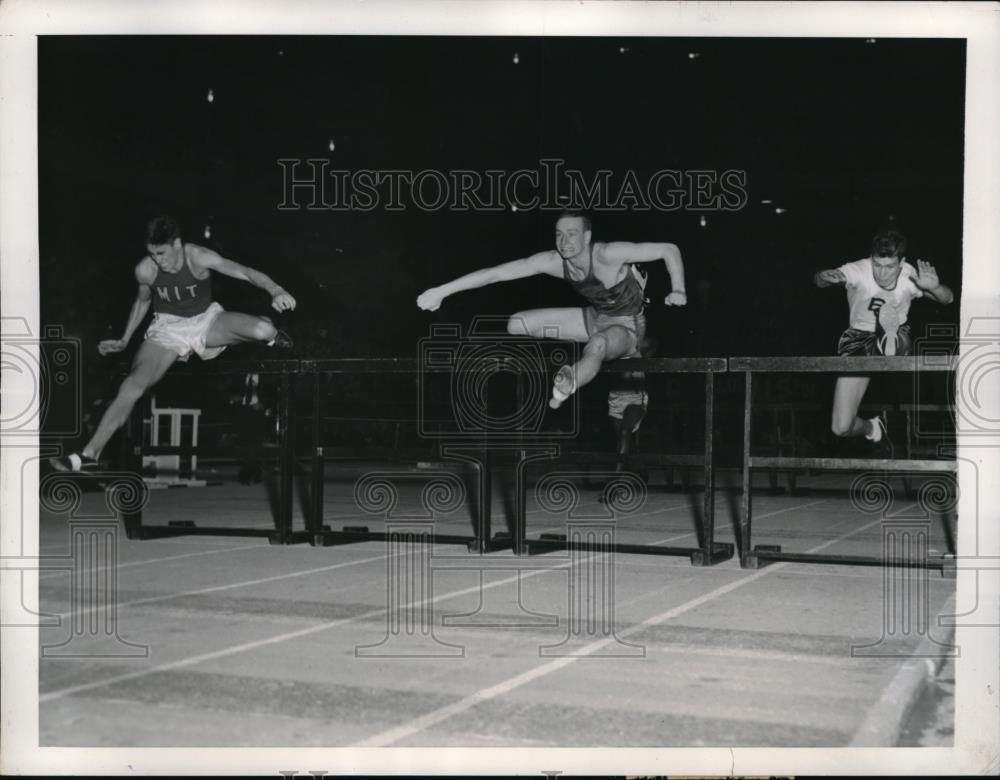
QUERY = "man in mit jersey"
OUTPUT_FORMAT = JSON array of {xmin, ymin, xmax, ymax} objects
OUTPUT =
[{"xmin": 50, "ymin": 215, "xmax": 296, "ymax": 472}]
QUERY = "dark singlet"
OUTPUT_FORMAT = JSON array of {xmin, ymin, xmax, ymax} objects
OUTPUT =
[
  {"xmin": 562, "ymin": 243, "xmax": 645, "ymax": 316},
  {"xmin": 150, "ymin": 244, "xmax": 213, "ymax": 318}
]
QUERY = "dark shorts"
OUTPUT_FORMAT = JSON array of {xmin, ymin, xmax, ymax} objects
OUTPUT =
[
  {"xmin": 837, "ymin": 324, "xmax": 913, "ymax": 357},
  {"xmin": 583, "ymin": 307, "xmax": 646, "ymax": 359}
]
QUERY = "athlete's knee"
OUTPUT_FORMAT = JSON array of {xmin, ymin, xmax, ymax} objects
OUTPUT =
[
  {"xmin": 118, "ymin": 374, "xmax": 151, "ymax": 403},
  {"xmin": 253, "ymin": 318, "xmax": 277, "ymax": 342},
  {"xmin": 584, "ymin": 333, "xmax": 609, "ymax": 359},
  {"xmin": 831, "ymin": 415, "xmax": 853, "ymax": 437}
]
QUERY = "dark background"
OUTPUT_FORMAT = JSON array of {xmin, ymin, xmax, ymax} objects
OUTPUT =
[
  {"xmin": 38, "ymin": 36, "xmax": 965, "ymax": 451},
  {"xmin": 39, "ymin": 36, "xmax": 964, "ymax": 355}
]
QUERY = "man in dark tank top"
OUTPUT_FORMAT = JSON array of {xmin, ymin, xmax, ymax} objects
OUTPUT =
[
  {"xmin": 50, "ymin": 215, "xmax": 297, "ymax": 472},
  {"xmin": 417, "ymin": 210, "xmax": 686, "ymax": 408}
]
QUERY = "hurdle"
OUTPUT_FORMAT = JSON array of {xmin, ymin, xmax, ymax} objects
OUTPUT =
[
  {"xmin": 120, "ymin": 358, "xmax": 309, "ymax": 543},
  {"xmin": 302, "ymin": 358, "xmax": 503, "ymax": 553},
  {"xmin": 729, "ymin": 355, "xmax": 958, "ymax": 570},
  {"xmin": 142, "ymin": 395, "xmax": 205, "ymax": 486},
  {"xmin": 515, "ymin": 357, "xmax": 734, "ymax": 565}
]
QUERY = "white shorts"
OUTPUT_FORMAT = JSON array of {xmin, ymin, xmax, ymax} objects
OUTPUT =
[{"xmin": 145, "ymin": 301, "xmax": 226, "ymax": 362}]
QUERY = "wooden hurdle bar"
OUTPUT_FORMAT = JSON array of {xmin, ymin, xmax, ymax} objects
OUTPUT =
[{"xmin": 729, "ymin": 355, "xmax": 958, "ymax": 571}]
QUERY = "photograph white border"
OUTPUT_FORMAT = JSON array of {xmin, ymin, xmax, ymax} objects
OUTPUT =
[{"xmin": 2, "ymin": 1, "xmax": 998, "ymax": 775}]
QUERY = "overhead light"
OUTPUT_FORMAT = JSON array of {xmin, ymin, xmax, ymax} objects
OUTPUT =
[
  {"xmin": 688, "ymin": 52, "xmax": 700, "ymax": 60},
  {"xmin": 760, "ymin": 198, "xmax": 773, "ymax": 205},
  {"xmin": 775, "ymin": 207, "xmax": 787, "ymax": 215},
  {"xmin": 512, "ymin": 52, "xmax": 519, "ymax": 64},
  {"xmin": 699, "ymin": 215, "xmax": 707, "ymax": 227}
]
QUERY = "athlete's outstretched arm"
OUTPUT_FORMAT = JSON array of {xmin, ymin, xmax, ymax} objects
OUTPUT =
[
  {"xmin": 195, "ymin": 247, "xmax": 296, "ymax": 312},
  {"xmin": 98, "ymin": 261, "xmax": 154, "ymax": 355},
  {"xmin": 813, "ymin": 269, "xmax": 847, "ymax": 288},
  {"xmin": 416, "ymin": 251, "xmax": 559, "ymax": 312},
  {"xmin": 605, "ymin": 241, "xmax": 687, "ymax": 305}
]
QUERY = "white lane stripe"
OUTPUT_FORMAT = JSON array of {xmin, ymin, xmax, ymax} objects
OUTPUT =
[
  {"xmin": 38, "ymin": 544, "xmax": 266, "ymax": 580},
  {"xmin": 753, "ymin": 498, "xmax": 831, "ymax": 519},
  {"xmin": 648, "ymin": 530, "xmax": 698, "ymax": 545},
  {"xmin": 355, "ymin": 514, "xmax": 883, "ymax": 747},
  {"xmin": 45, "ymin": 549, "xmax": 396, "ymax": 621},
  {"xmin": 38, "ymin": 556, "xmax": 575, "ymax": 703},
  {"xmin": 39, "ymin": 536, "xmax": 266, "ymax": 552},
  {"xmin": 646, "ymin": 498, "xmax": 829, "ymax": 546}
]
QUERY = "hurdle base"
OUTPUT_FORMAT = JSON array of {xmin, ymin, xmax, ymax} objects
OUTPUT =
[
  {"xmin": 524, "ymin": 536, "xmax": 711, "ymax": 559},
  {"xmin": 746, "ymin": 545, "xmax": 953, "ymax": 572},
  {"xmin": 466, "ymin": 534, "xmax": 515, "ymax": 554},
  {"xmin": 311, "ymin": 527, "xmax": 481, "ymax": 549},
  {"xmin": 743, "ymin": 544, "xmax": 782, "ymax": 569},
  {"xmin": 690, "ymin": 542, "xmax": 735, "ymax": 566}
]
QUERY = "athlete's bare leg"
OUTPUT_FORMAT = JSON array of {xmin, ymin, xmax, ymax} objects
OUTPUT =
[
  {"xmin": 506, "ymin": 307, "xmax": 589, "ymax": 341},
  {"xmin": 82, "ymin": 341, "xmax": 179, "ymax": 461},
  {"xmin": 205, "ymin": 312, "xmax": 278, "ymax": 347},
  {"xmin": 831, "ymin": 375, "xmax": 874, "ymax": 438},
  {"xmin": 551, "ymin": 324, "xmax": 633, "ymax": 409}
]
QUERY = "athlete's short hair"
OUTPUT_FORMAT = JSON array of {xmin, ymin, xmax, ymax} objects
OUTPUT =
[
  {"xmin": 871, "ymin": 229, "xmax": 906, "ymax": 260},
  {"xmin": 146, "ymin": 215, "xmax": 182, "ymax": 246},
  {"xmin": 557, "ymin": 209, "xmax": 592, "ymax": 233}
]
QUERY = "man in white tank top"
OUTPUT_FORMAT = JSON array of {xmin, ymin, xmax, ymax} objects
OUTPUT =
[{"xmin": 813, "ymin": 228, "xmax": 954, "ymax": 448}]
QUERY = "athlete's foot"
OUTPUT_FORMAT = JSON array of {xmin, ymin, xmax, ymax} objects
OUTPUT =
[
  {"xmin": 864, "ymin": 414, "xmax": 885, "ymax": 443},
  {"xmin": 268, "ymin": 330, "xmax": 294, "ymax": 349},
  {"xmin": 865, "ymin": 413, "xmax": 895, "ymax": 459},
  {"xmin": 549, "ymin": 365, "xmax": 576, "ymax": 410},
  {"xmin": 48, "ymin": 453, "xmax": 100, "ymax": 473}
]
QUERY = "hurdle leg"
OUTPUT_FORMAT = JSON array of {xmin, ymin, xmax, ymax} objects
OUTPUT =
[
  {"xmin": 691, "ymin": 372, "xmax": 733, "ymax": 566},
  {"xmin": 768, "ymin": 408, "xmax": 781, "ymax": 493},
  {"xmin": 309, "ymin": 369, "xmax": 327, "ymax": 543},
  {"xmin": 739, "ymin": 372, "xmax": 778, "ymax": 568},
  {"xmin": 479, "ymin": 449, "xmax": 493, "ymax": 553},
  {"xmin": 515, "ymin": 447, "xmax": 561, "ymax": 556},
  {"xmin": 121, "ymin": 401, "xmax": 146, "ymax": 539},
  {"xmin": 270, "ymin": 368, "xmax": 295, "ymax": 544},
  {"xmin": 788, "ymin": 407, "xmax": 799, "ymax": 494}
]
